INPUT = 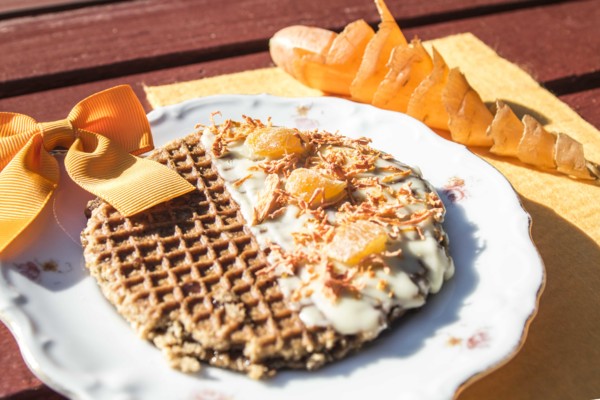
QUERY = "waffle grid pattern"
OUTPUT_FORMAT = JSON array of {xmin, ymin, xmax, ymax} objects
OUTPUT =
[{"xmin": 81, "ymin": 132, "xmax": 365, "ymax": 377}]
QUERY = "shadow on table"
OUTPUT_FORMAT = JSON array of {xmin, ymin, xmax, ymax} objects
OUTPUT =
[
  {"xmin": 485, "ymin": 99, "xmax": 551, "ymax": 125},
  {"xmin": 458, "ymin": 197, "xmax": 600, "ymax": 400},
  {"xmin": 264, "ymin": 191, "xmax": 483, "ymax": 387}
]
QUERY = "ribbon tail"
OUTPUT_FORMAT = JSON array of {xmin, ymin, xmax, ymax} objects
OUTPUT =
[
  {"xmin": 65, "ymin": 131, "xmax": 195, "ymax": 216},
  {"xmin": 0, "ymin": 136, "xmax": 59, "ymax": 254}
]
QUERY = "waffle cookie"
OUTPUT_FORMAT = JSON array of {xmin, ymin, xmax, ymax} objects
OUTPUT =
[{"xmin": 81, "ymin": 117, "xmax": 454, "ymax": 378}]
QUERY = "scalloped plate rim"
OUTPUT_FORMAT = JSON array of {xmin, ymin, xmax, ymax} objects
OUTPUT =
[{"xmin": 0, "ymin": 94, "xmax": 545, "ymax": 400}]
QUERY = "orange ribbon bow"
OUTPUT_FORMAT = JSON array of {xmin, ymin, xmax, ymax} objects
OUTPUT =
[{"xmin": 0, "ymin": 85, "xmax": 195, "ymax": 254}]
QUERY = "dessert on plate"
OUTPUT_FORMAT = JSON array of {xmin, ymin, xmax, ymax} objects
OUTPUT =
[{"xmin": 80, "ymin": 116, "xmax": 454, "ymax": 378}]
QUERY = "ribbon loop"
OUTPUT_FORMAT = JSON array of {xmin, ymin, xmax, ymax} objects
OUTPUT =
[
  {"xmin": 0, "ymin": 85, "xmax": 195, "ymax": 255},
  {"xmin": 39, "ymin": 119, "xmax": 75, "ymax": 151}
]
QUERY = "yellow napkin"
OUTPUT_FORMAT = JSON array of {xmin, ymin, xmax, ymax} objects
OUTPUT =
[{"xmin": 145, "ymin": 33, "xmax": 600, "ymax": 399}]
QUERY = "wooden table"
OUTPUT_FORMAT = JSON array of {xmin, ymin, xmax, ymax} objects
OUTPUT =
[{"xmin": 0, "ymin": 0, "xmax": 598, "ymax": 398}]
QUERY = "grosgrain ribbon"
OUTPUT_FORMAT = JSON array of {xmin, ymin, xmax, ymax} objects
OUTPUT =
[{"xmin": 0, "ymin": 85, "xmax": 195, "ymax": 254}]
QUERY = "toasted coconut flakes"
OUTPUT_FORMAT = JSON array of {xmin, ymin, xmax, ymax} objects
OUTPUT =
[
  {"xmin": 292, "ymin": 231, "xmax": 312, "ymax": 246},
  {"xmin": 377, "ymin": 279, "xmax": 389, "ymax": 291},
  {"xmin": 252, "ymin": 174, "xmax": 282, "ymax": 225},
  {"xmin": 378, "ymin": 164, "xmax": 405, "ymax": 172},
  {"xmin": 399, "ymin": 210, "xmax": 432, "ymax": 225},
  {"xmin": 322, "ymin": 264, "xmax": 363, "ymax": 300},
  {"xmin": 307, "ymin": 187, "xmax": 326, "ymax": 208},
  {"xmin": 425, "ymin": 193, "xmax": 445, "ymax": 221},
  {"xmin": 210, "ymin": 111, "xmax": 222, "ymax": 124},
  {"xmin": 383, "ymin": 248, "xmax": 403, "ymax": 257},
  {"xmin": 259, "ymin": 243, "xmax": 305, "ymax": 277},
  {"xmin": 251, "ymin": 153, "xmax": 300, "ymax": 177},
  {"xmin": 242, "ymin": 114, "xmax": 268, "ymax": 128},
  {"xmin": 324, "ymin": 278, "xmax": 362, "ymax": 300},
  {"xmin": 211, "ymin": 136, "xmax": 227, "ymax": 158},
  {"xmin": 268, "ymin": 207, "xmax": 287, "ymax": 220},
  {"xmin": 233, "ymin": 173, "xmax": 254, "ymax": 188},
  {"xmin": 206, "ymin": 116, "xmax": 272, "ymax": 158},
  {"xmin": 207, "ymin": 115, "xmax": 446, "ymax": 304},
  {"xmin": 388, "ymin": 226, "xmax": 401, "ymax": 240},
  {"xmin": 380, "ymin": 170, "xmax": 411, "ymax": 183},
  {"xmin": 416, "ymin": 226, "xmax": 425, "ymax": 240},
  {"xmin": 358, "ymin": 254, "xmax": 392, "ymax": 274}
]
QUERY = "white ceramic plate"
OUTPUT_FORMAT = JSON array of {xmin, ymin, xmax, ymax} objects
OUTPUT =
[{"xmin": 0, "ymin": 95, "xmax": 544, "ymax": 400}]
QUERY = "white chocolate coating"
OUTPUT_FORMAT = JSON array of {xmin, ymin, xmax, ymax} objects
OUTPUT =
[{"xmin": 202, "ymin": 128, "xmax": 454, "ymax": 336}]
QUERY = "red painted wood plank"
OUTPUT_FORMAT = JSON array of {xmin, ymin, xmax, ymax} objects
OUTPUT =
[
  {"xmin": 405, "ymin": 0, "xmax": 600, "ymax": 95},
  {"xmin": 0, "ymin": 0, "xmax": 101, "ymax": 13},
  {"xmin": 560, "ymin": 87, "xmax": 600, "ymax": 131},
  {"xmin": 7, "ymin": 389, "xmax": 67, "ymax": 400},
  {"xmin": 0, "ymin": 49, "xmax": 598, "ymax": 129},
  {"xmin": 0, "ymin": 0, "xmax": 582, "ymax": 97},
  {"xmin": 0, "ymin": 324, "xmax": 45, "ymax": 398},
  {"xmin": 0, "ymin": 52, "xmax": 274, "ymax": 120},
  {"xmin": 0, "ymin": 0, "xmax": 126, "ymax": 20}
]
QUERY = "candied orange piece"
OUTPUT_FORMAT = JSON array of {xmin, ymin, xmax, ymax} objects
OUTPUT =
[
  {"xmin": 295, "ymin": 20, "xmax": 375, "ymax": 95},
  {"xmin": 350, "ymin": 0, "xmax": 408, "ymax": 104},
  {"xmin": 372, "ymin": 39, "xmax": 433, "ymax": 112},
  {"xmin": 488, "ymin": 100, "xmax": 524, "ymax": 157},
  {"xmin": 555, "ymin": 133, "xmax": 593, "ymax": 179},
  {"xmin": 270, "ymin": 25, "xmax": 336, "ymax": 78},
  {"xmin": 290, "ymin": 47, "xmax": 326, "ymax": 87},
  {"xmin": 442, "ymin": 68, "xmax": 494, "ymax": 146},
  {"xmin": 326, "ymin": 19, "xmax": 375, "ymax": 66},
  {"xmin": 406, "ymin": 47, "xmax": 450, "ymax": 130},
  {"xmin": 299, "ymin": 57, "xmax": 356, "ymax": 95},
  {"xmin": 285, "ymin": 168, "xmax": 346, "ymax": 206},
  {"xmin": 246, "ymin": 127, "xmax": 304, "ymax": 158},
  {"xmin": 327, "ymin": 220, "xmax": 387, "ymax": 265},
  {"xmin": 270, "ymin": 21, "xmax": 373, "ymax": 96},
  {"xmin": 517, "ymin": 115, "xmax": 556, "ymax": 169}
]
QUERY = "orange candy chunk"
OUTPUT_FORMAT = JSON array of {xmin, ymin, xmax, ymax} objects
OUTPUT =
[
  {"xmin": 296, "ymin": 20, "xmax": 375, "ymax": 95},
  {"xmin": 442, "ymin": 69, "xmax": 494, "ymax": 147},
  {"xmin": 517, "ymin": 115, "xmax": 556, "ymax": 169},
  {"xmin": 285, "ymin": 168, "xmax": 347, "ymax": 206},
  {"xmin": 372, "ymin": 39, "xmax": 433, "ymax": 112},
  {"xmin": 327, "ymin": 220, "xmax": 387, "ymax": 265},
  {"xmin": 406, "ymin": 48, "xmax": 450, "ymax": 130},
  {"xmin": 488, "ymin": 100, "xmax": 524, "ymax": 157},
  {"xmin": 350, "ymin": 0, "xmax": 408, "ymax": 104},
  {"xmin": 246, "ymin": 127, "xmax": 305, "ymax": 158},
  {"xmin": 270, "ymin": 25, "xmax": 336, "ymax": 78}
]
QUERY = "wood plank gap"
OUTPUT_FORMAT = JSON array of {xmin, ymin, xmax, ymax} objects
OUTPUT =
[
  {"xmin": 395, "ymin": 0, "xmax": 576, "ymax": 28},
  {"xmin": 0, "ymin": 0, "xmax": 593, "ymax": 100},
  {"xmin": 0, "ymin": 39, "xmax": 267, "ymax": 99},
  {"xmin": 0, "ymin": 0, "xmax": 130, "ymax": 21},
  {"xmin": 4, "ymin": 386, "xmax": 67, "ymax": 400},
  {"xmin": 544, "ymin": 70, "xmax": 600, "ymax": 96}
]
